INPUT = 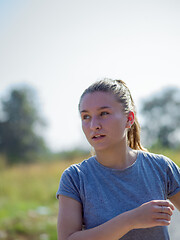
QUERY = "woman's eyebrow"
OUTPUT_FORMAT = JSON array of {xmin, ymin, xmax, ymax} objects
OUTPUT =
[{"xmin": 80, "ymin": 106, "xmax": 111, "ymax": 113}]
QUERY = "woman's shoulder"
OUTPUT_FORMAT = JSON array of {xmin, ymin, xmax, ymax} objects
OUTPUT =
[
  {"xmin": 139, "ymin": 150, "xmax": 163, "ymax": 158},
  {"xmin": 62, "ymin": 156, "xmax": 95, "ymax": 176},
  {"xmin": 139, "ymin": 150, "xmax": 177, "ymax": 169},
  {"xmin": 140, "ymin": 150, "xmax": 166, "ymax": 160}
]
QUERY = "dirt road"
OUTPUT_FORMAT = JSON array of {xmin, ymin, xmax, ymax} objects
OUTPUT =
[{"xmin": 168, "ymin": 208, "xmax": 180, "ymax": 239}]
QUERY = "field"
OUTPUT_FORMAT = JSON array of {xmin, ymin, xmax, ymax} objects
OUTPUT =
[
  {"xmin": 0, "ymin": 158, "xmax": 83, "ymax": 240},
  {"xmin": 0, "ymin": 150, "xmax": 179, "ymax": 240}
]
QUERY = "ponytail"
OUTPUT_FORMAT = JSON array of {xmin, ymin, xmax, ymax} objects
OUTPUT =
[{"xmin": 127, "ymin": 116, "xmax": 148, "ymax": 151}]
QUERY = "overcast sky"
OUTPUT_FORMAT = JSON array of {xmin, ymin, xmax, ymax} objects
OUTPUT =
[{"xmin": 0, "ymin": 0, "xmax": 180, "ymax": 152}]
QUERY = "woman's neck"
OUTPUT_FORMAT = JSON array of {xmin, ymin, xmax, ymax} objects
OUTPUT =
[{"xmin": 95, "ymin": 145, "xmax": 138, "ymax": 170}]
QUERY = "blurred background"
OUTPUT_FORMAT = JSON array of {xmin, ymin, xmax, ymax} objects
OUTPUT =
[{"xmin": 0, "ymin": 0, "xmax": 180, "ymax": 239}]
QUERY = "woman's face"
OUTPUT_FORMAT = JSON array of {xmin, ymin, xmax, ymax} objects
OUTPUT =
[{"xmin": 79, "ymin": 91, "xmax": 130, "ymax": 152}]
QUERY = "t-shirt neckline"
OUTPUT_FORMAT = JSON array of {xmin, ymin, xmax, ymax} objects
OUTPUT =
[{"xmin": 92, "ymin": 150, "xmax": 142, "ymax": 173}]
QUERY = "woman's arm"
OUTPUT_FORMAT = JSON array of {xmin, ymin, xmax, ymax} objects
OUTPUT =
[
  {"xmin": 169, "ymin": 191, "xmax": 180, "ymax": 211},
  {"xmin": 57, "ymin": 195, "xmax": 83, "ymax": 240},
  {"xmin": 57, "ymin": 196, "xmax": 174, "ymax": 240}
]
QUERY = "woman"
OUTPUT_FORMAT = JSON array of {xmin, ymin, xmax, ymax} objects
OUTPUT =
[{"xmin": 56, "ymin": 79, "xmax": 180, "ymax": 240}]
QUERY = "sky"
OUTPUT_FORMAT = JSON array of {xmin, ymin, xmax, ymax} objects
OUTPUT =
[{"xmin": 0, "ymin": 0, "xmax": 180, "ymax": 152}]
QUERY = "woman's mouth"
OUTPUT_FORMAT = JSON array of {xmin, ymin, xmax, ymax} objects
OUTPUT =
[{"xmin": 92, "ymin": 134, "xmax": 106, "ymax": 140}]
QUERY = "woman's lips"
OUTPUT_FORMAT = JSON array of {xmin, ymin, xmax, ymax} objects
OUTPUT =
[{"xmin": 92, "ymin": 134, "xmax": 106, "ymax": 140}]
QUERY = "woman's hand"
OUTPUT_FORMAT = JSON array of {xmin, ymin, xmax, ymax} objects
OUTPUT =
[{"xmin": 130, "ymin": 200, "xmax": 175, "ymax": 229}]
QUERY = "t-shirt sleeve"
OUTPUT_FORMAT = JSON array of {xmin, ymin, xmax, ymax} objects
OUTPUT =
[
  {"xmin": 56, "ymin": 166, "xmax": 82, "ymax": 203},
  {"xmin": 164, "ymin": 156, "xmax": 180, "ymax": 198}
]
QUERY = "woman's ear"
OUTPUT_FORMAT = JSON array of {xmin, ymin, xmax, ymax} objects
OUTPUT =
[{"xmin": 126, "ymin": 111, "xmax": 135, "ymax": 128}]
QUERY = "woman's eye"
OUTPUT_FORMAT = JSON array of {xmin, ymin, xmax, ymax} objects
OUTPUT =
[
  {"xmin": 82, "ymin": 115, "xmax": 90, "ymax": 120},
  {"xmin": 101, "ymin": 111, "xmax": 109, "ymax": 116}
]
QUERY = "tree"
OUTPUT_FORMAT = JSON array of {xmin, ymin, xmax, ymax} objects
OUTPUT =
[
  {"xmin": 0, "ymin": 86, "xmax": 48, "ymax": 164},
  {"xmin": 140, "ymin": 86, "xmax": 180, "ymax": 148}
]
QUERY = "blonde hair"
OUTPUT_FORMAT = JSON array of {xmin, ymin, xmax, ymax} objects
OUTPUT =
[{"xmin": 79, "ymin": 78, "xmax": 147, "ymax": 151}]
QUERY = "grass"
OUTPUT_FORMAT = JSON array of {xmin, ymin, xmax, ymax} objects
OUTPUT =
[
  {"xmin": 0, "ymin": 158, "xmax": 82, "ymax": 240},
  {"xmin": 0, "ymin": 150, "xmax": 179, "ymax": 240}
]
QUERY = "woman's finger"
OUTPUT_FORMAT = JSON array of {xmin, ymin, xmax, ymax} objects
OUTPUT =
[
  {"xmin": 159, "ymin": 206, "xmax": 173, "ymax": 215},
  {"xmin": 156, "ymin": 200, "xmax": 175, "ymax": 210},
  {"xmin": 154, "ymin": 212, "xmax": 171, "ymax": 221}
]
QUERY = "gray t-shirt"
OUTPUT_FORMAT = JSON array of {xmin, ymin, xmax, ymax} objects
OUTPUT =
[{"xmin": 56, "ymin": 151, "xmax": 180, "ymax": 239}]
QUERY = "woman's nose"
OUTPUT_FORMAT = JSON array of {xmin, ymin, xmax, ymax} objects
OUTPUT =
[{"xmin": 90, "ymin": 117, "xmax": 101, "ymax": 130}]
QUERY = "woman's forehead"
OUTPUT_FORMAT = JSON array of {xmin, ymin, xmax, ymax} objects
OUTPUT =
[{"xmin": 80, "ymin": 91, "xmax": 121, "ymax": 111}]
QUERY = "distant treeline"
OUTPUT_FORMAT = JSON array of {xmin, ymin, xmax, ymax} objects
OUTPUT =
[{"xmin": 0, "ymin": 84, "xmax": 180, "ymax": 165}]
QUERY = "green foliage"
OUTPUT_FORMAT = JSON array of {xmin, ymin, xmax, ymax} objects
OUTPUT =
[
  {"xmin": 0, "ymin": 86, "xmax": 48, "ymax": 164},
  {"xmin": 57, "ymin": 148, "xmax": 90, "ymax": 161},
  {"xmin": 141, "ymin": 87, "xmax": 180, "ymax": 148},
  {"xmin": 0, "ymin": 158, "xmax": 81, "ymax": 240}
]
